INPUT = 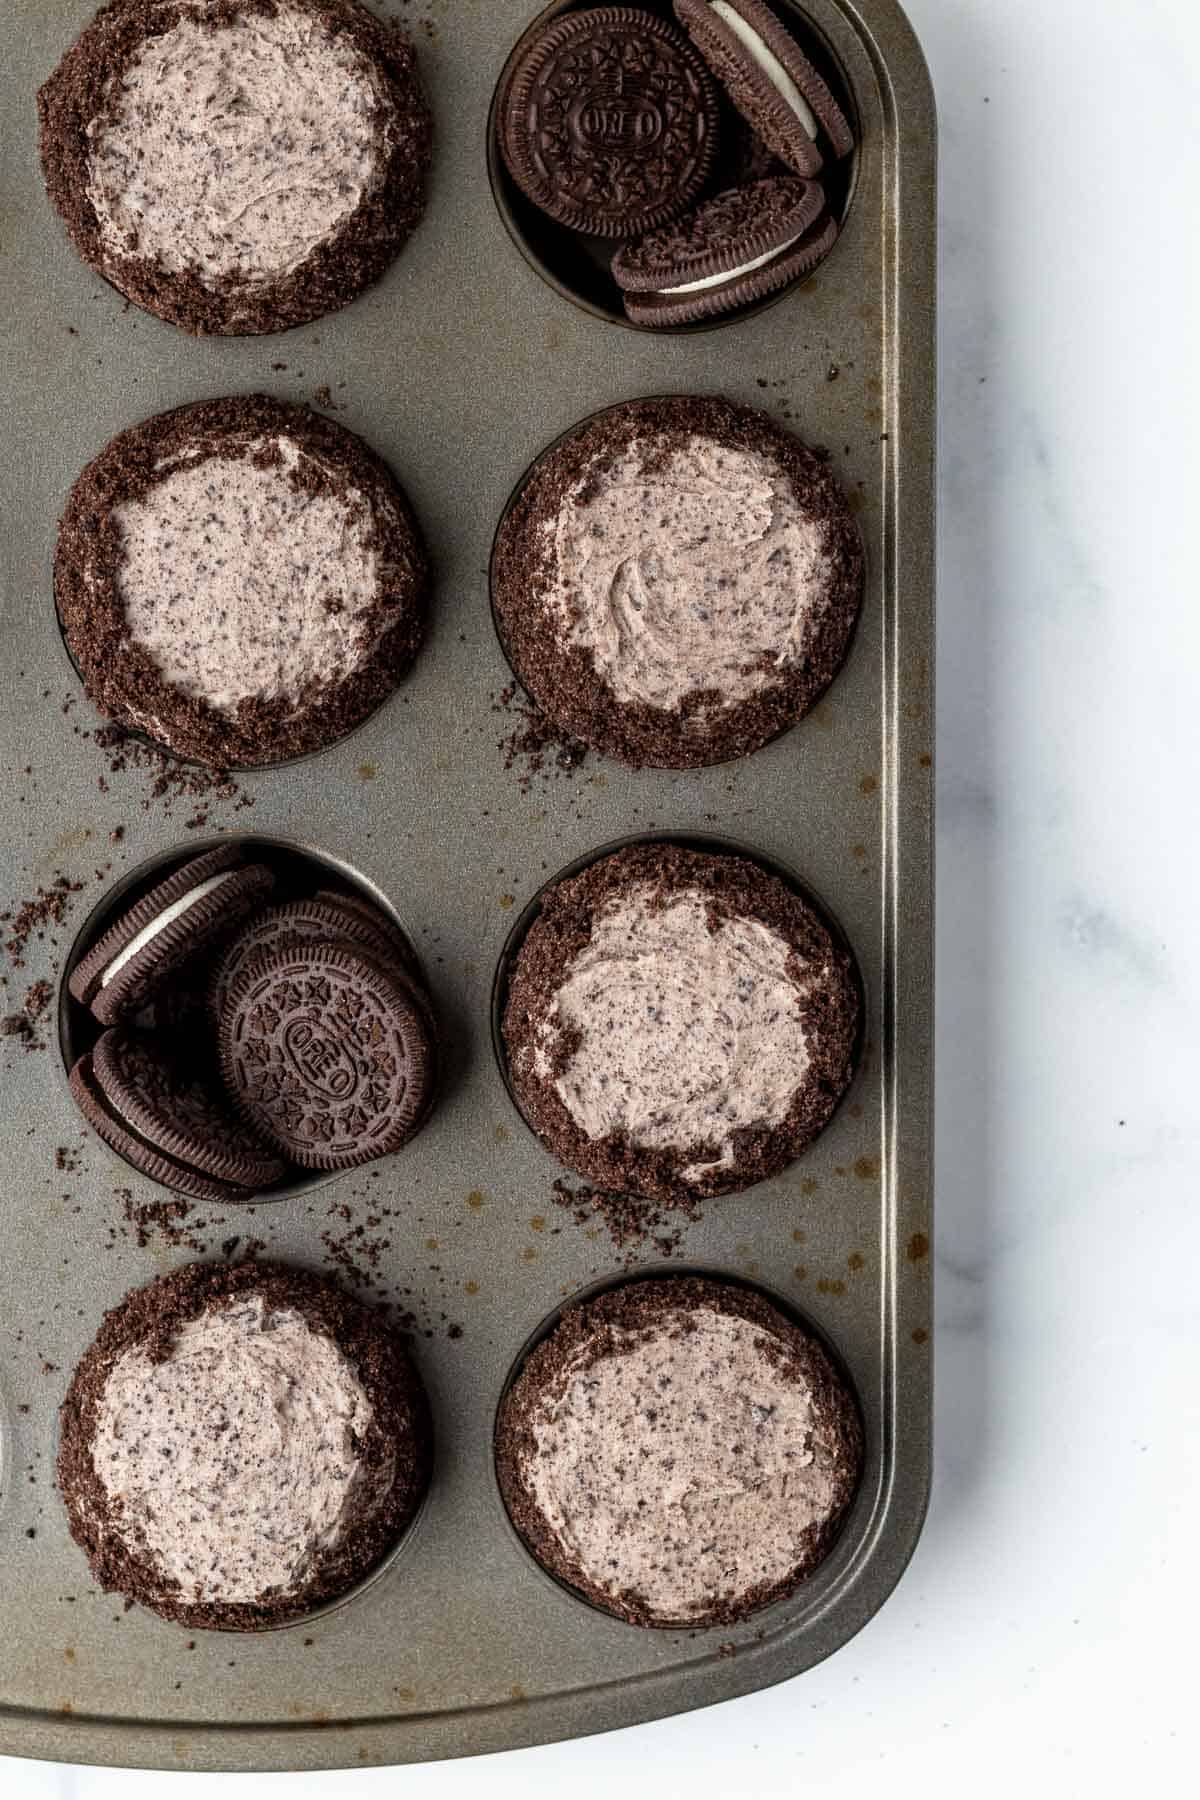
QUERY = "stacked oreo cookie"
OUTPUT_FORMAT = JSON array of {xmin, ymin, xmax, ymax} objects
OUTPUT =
[
  {"xmin": 496, "ymin": 1, "xmax": 854, "ymax": 327},
  {"xmin": 66, "ymin": 843, "xmax": 438, "ymax": 1197}
]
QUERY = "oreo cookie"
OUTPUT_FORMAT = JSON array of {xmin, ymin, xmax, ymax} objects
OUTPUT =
[
  {"xmin": 613, "ymin": 175, "xmax": 836, "ymax": 326},
  {"xmin": 313, "ymin": 890, "xmax": 424, "ymax": 984},
  {"xmin": 499, "ymin": 7, "xmax": 721, "ymax": 238},
  {"xmin": 70, "ymin": 1028, "xmax": 286, "ymax": 1201},
  {"xmin": 208, "ymin": 895, "xmax": 427, "ymax": 1027},
  {"xmin": 218, "ymin": 943, "xmax": 437, "ymax": 1170},
  {"xmin": 674, "ymin": 0, "xmax": 853, "ymax": 177},
  {"xmin": 68, "ymin": 845, "xmax": 275, "ymax": 1028}
]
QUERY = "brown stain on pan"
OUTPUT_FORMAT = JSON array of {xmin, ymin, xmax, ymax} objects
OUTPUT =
[
  {"xmin": 907, "ymin": 1233, "xmax": 930, "ymax": 1262},
  {"xmin": 52, "ymin": 826, "xmax": 93, "ymax": 854}
]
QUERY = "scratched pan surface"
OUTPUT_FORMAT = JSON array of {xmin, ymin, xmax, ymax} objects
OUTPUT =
[{"xmin": 0, "ymin": 0, "xmax": 934, "ymax": 1772}]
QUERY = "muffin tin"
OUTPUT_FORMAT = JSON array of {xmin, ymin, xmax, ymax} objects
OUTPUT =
[{"xmin": 0, "ymin": 0, "xmax": 934, "ymax": 1772}]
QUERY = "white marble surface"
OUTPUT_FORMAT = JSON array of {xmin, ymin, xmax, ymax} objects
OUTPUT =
[{"xmin": 6, "ymin": 0, "xmax": 1198, "ymax": 1793}]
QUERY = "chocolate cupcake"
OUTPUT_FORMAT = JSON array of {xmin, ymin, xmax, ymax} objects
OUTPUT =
[
  {"xmin": 38, "ymin": 0, "xmax": 432, "ymax": 336},
  {"xmin": 496, "ymin": 1275, "xmax": 862, "ymax": 1627},
  {"xmin": 501, "ymin": 842, "xmax": 860, "ymax": 1203},
  {"xmin": 58, "ymin": 1261, "xmax": 432, "ymax": 1630},
  {"xmin": 56, "ymin": 395, "xmax": 429, "ymax": 768},
  {"xmin": 492, "ymin": 396, "xmax": 863, "ymax": 768}
]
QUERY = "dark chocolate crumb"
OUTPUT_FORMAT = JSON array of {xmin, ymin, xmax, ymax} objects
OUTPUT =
[
  {"xmin": 495, "ymin": 684, "xmax": 588, "ymax": 793},
  {"xmin": 551, "ymin": 1178, "xmax": 698, "ymax": 1264}
]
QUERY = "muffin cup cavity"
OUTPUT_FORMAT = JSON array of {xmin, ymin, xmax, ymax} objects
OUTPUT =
[
  {"xmin": 487, "ymin": 0, "xmax": 859, "ymax": 333},
  {"xmin": 491, "ymin": 830, "xmax": 865, "ymax": 1190},
  {"xmin": 493, "ymin": 1264, "xmax": 866, "ymax": 1628},
  {"xmin": 489, "ymin": 393, "xmax": 867, "ymax": 772},
  {"xmin": 59, "ymin": 835, "xmax": 434, "ymax": 1205},
  {"xmin": 56, "ymin": 1260, "xmax": 433, "ymax": 1633}
]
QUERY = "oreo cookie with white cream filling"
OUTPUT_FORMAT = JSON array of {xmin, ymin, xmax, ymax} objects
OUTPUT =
[{"xmin": 613, "ymin": 174, "xmax": 836, "ymax": 326}]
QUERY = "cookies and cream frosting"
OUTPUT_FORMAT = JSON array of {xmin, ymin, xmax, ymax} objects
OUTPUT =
[
  {"xmin": 85, "ymin": 2, "xmax": 389, "ymax": 287},
  {"xmin": 529, "ymin": 884, "xmax": 812, "ymax": 1179},
  {"xmin": 523, "ymin": 1303, "xmax": 841, "ymax": 1621},
  {"xmin": 89, "ymin": 1295, "xmax": 384, "ymax": 1605},
  {"xmin": 542, "ymin": 435, "xmax": 831, "ymax": 713},
  {"xmin": 112, "ymin": 435, "xmax": 383, "ymax": 717}
]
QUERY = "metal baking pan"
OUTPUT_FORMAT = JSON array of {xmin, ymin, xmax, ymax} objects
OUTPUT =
[{"xmin": 0, "ymin": 0, "xmax": 934, "ymax": 1771}]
